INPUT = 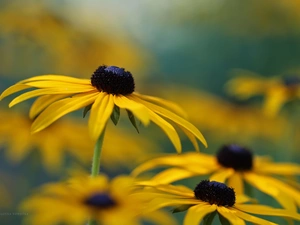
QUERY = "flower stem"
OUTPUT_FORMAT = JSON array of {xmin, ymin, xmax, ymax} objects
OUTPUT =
[{"xmin": 91, "ymin": 127, "xmax": 106, "ymax": 177}]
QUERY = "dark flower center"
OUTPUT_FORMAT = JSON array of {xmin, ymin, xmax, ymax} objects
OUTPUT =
[
  {"xmin": 282, "ymin": 76, "xmax": 300, "ymax": 87},
  {"xmin": 194, "ymin": 180, "xmax": 235, "ymax": 207},
  {"xmin": 91, "ymin": 65, "xmax": 135, "ymax": 95},
  {"xmin": 84, "ymin": 193, "xmax": 116, "ymax": 209},
  {"xmin": 216, "ymin": 144, "xmax": 253, "ymax": 171}
]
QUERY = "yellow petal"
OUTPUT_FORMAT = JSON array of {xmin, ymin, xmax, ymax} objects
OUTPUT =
[
  {"xmin": 31, "ymin": 92, "xmax": 98, "ymax": 133},
  {"xmin": 147, "ymin": 110, "xmax": 181, "ymax": 153},
  {"xmin": 133, "ymin": 92, "xmax": 187, "ymax": 118},
  {"xmin": 228, "ymin": 173, "xmax": 244, "ymax": 195},
  {"xmin": 9, "ymin": 88, "xmax": 95, "ymax": 107},
  {"xmin": 19, "ymin": 75, "xmax": 90, "ymax": 84},
  {"xmin": 233, "ymin": 209, "xmax": 277, "ymax": 225},
  {"xmin": 255, "ymin": 163, "xmax": 300, "ymax": 175},
  {"xmin": 131, "ymin": 96, "xmax": 207, "ymax": 147},
  {"xmin": 88, "ymin": 93, "xmax": 114, "ymax": 140},
  {"xmin": 29, "ymin": 94, "xmax": 70, "ymax": 119},
  {"xmin": 184, "ymin": 204, "xmax": 217, "ymax": 225},
  {"xmin": 217, "ymin": 206, "xmax": 246, "ymax": 225},
  {"xmin": 235, "ymin": 204, "xmax": 300, "ymax": 220},
  {"xmin": 209, "ymin": 168, "xmax": 234, "ymax": 183},
  {"xmin": 113, "ymin": 95, "xmax": 150, "ymax": 126},
  {"xmin": 243, "ymin": 173, "xmax": 298, "ymax": 210},
  {"xmin": 179, "ymin": 125, "xmax": 200, "ymax": 151},
  {"xmin": 152, "ymin": 168, "xmax": 197, "ymax": 184},
  {"xmin": 0, "ymin": 84, "xmax": 31, "ymax": 100},
  {"xmin": 263, "ymin": 88, "xmax": 288, "ymax": 117},
  {"xmin": 143, "ymin": 210, "xmax": 178, "ymax": 225}
]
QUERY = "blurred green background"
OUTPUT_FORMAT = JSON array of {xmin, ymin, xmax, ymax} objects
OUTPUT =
[{"xmin": 0, "ymin": 0, "xmax": 299, "ymax": 224}]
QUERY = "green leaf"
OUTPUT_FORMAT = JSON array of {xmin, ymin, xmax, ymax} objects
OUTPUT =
[
  {"xmin": 218, "ymin": 214, "xmax": 231, "ymax": 225},
  {"xmin": 83, "ymin": 104, "xmax": 92, "ymax": 118},
  {"xmin": 110, "ymin": 105, "xmax": 120, "ymax": 125},
  {"xmin": 203, "ymin": 211, "xmax": 217, "ymax": 225},
  {"xmin": 126, "ymin": 110, "xmax": 139, "ymax": 133},
  {"xmin": 172, "ymin": 205, "xmax": 192, "ymax": 213}
]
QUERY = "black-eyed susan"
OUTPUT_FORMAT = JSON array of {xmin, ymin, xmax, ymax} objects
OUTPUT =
[
  {"xmin": 133, "ymin": 144, "xmax": 300, "ymax": 210},
  {"xmin": 226, "ymin": 71, "xmax": 300, "ymax": 117},
  {"xmin": 136, "ymin": 180, "xmax": 300, "ymax": 225},
  {"xmin": 0, "ymin": 109, "xmax": 159, "ymax": 173},
  {"xmin": 0, "ymin": 65, "xmax": 206, "ymax": 153},
  {"xmin": 21, "ymin": 174, "xmax": 177, "ymax": 225},
  {"xmin": 158, "ymin": 85, "xmax": 288, "ymax": 141}
]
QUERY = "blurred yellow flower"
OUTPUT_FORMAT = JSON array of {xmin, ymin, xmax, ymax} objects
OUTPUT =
[
  {"xmin": 0, "ymin": 66, "xmax": 207, "ymax": 153},
  {"xmin": 136, "ymin": 180, "xmax": 300, "ymax": 225},
  {"xmin": 0, "ymin": 2, "xmax": 149, "ymax": 78},
  {"xmin": 159, "ymin": 86, "xmax": 288, "ymax": 141},
  {"xmin": 226, "ymin": 71, "xmax": 300, "ymax": 117},
  {"xmin": 0, "ymin": 109, "xmax": 160, "ymax": 172},
  {"xmin": 21, "ymin": 174, "xmax": 177, "ymax": 225},
  {"xmin": 133, "ymin": 144, "xmax": 300, "ymax": 210}
]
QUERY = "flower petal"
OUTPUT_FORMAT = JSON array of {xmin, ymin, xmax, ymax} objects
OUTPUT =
[
  {"xmin": 209, "ymin": 168, "xmax": 234, "ymax": 183},
  {"xmin": 228, "ymin": 173, "xmax": 244, "ymax": 195},
  {"xmin": 255, "ymin": 163, "xmax": 300, "ymax": 175},
  {"xmin": 29, "ymin": 94, "xmax": 70, "ymax": 119},
  {"xmin": 147, "ymin": 110, "xmax": 181, "ymax": 153},
  {"xmin": 88, "ymin": 93, "xmax": 115, "ymax": 140},
  {"xmin": 243, "ymin": 173, "xmax": 298, "ymax": 210},
  {"xmin": 31, "ymin": 92, "xmax": 98, "ymax": 133},
  {"xmin": 217, "ymin": 207, "xmax": 246, "ymax": 225},
  {"xmin": 184, "ymin": 204, "xmax": 217, "ymax": 225},
  {"xmin": 131, "ymin": 95, "xmax": 207, "ymax": 147},
  {"xmin": 233, "ymin": 209, "xmax": 276, "ymax": 225},
  {"xmin": 133, "ymin": 92, "xmax": 187, "ymax": 118},
  {"xmin": 235, "ymin": 204, "xmax": 300, "ymax": 220},
  {"xmin": 263, "ymin": 87, "xmax": 288, "ymax": 117},
  {"xmin": 151, "ymin": 168, "xmax": 197, "ymax": 184},
  {"xmin": 19, "ymin": 75, "xmax": 90, "ymax": 84},
  {"xmin": 113, "ymin": 95, "xmax": 150, "ymax": 126},
  {"xmin": 0, "ymin": 84, "xmax": 31, "ymax": 100}
]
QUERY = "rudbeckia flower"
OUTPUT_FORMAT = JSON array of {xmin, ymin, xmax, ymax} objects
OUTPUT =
[
  {"xmin": 0, "ymin": 65, "xmax": 207, "ymax": 153},
  {"xmin": 133, "ymin": 144, "xmax": 300, "ymax": 210},
  {"xmin": 136, "ymin": 180, "xmax": 300, "ymax": 225},
  {"xmin": 21, "ymin": 174, "xmax": 177, "ymax": 225},
  {"xmin": 0, "ymin": 110, "xmax": 160, "ymax": 173},
  {"xmin": 226, "ymin": 71, "xmax": 300, "ymax": 117}
]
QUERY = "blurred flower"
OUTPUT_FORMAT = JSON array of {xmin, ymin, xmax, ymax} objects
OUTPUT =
[
  {"xmin": 159, "ymin": 86, "xmax": 288, "ymax": 141},
  {"xmin": 0, "ymin": 66, "xmax": 207, "ymax": 153},
  {"xmin": 0, "ymin": 183, "xmax": 12, "ymax": 209},
  {"xmin": 0, "ymin": 2, "xmax": 149, "ymax": 79},
  {"xmin": 226, "ymin": 71, "xmax": 300, "ymax": 117},
  {"xmin": 136, "ymin": 180, "xmax": 300, "ymax": 225},
  {"xmin": 21, "ymin": 174, "xmax": 177, "ymax": 225},
  {"xmin": 133, "ymin": 144, "xmax": 300, "ymax": 210},
  {"xmin": 0, "ymin": 109, "xmax": 160, "ymax": 172}
]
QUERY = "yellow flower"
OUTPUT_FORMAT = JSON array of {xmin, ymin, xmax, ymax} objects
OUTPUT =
[
  {"xmin": 158, "ymin": 86, "xmax": 288, "ymax": 141},
  {"xmin": 0, "ymin": 109, "xmax": 160, "ymax": 172},
  {"xmin": 21, "ymin": 174, "xmax": 177, "ymax": 225},
  {"xmin": 0, "ymin": 66, "xmax": 207, "ymax": 153},
  {"xmin": 226, "ymin": 71, "xmax": 300, "ymax": 117},
  {"xmin": 136, "ymin": 180, "xmax": 300, "ymax": 225},
  {"xmin": 0, "ymin": 3, "xmax": 148, "ymax": 79},
  {"xmin": 133, "ymin": 144, "xmax": 300, "ymax": 210}
]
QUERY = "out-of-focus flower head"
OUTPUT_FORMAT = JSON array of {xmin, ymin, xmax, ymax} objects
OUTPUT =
[
  {"xmin": 0, "ymin": 109, "xmax": 161, "ymax": 173},
  {"xmin": 133, "ymin": 144, "xmax": 300, "ymax": 210},
  {"xmin": 0, "ymin": 2, "xmax": 149, "ymax": 79},
  {"xmin": 21, "ymin": 174, "xmax": 177, "ymax": 225},
  {"xmin": 136, "ymin": 180, "xmax": 300, "ymax": 225},
  {"xmin": 158, "ymin": 85, "xmax": 288, "ymax": 141},
  {"xmin": 226, "ymin": 70, "xmax": 300, "ymax": 117}
]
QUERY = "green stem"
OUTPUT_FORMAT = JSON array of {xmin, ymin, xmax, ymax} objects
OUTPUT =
[
  {"xmin": 91, "ymin": 126, "xmax": 106, "ymax": 177},
  {"xmin": 87, "ymin": 128, "xmax": 107, "ymax": 225}
]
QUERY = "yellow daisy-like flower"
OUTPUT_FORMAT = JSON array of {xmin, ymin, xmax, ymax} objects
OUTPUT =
[
  {"xmin": 0, "ymin": 109, "xmax": 160, "ymax": 172},
  {"xmin": 136, "ymin": 180, "xmax": 300, "ymax": 225},
  {"xmin": 133, "ymin": 144, "xmax": 300, "ymax": 210},
  {"xmin": 0, "ymin": 66, "xmax": 206, "ymax": 153},
  {"xmin": 226, "ymin": 71, "xmax": 300, "ymax": 117},
  {"xmin": 21, "ymin": 174, "xmax": 177, "ymax": 225}
]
